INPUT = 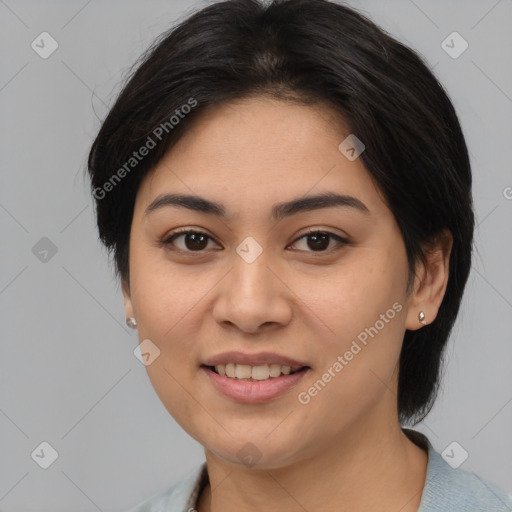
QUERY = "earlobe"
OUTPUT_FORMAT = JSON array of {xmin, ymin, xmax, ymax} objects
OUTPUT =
[
  {"xmin": 405, "ymin": 230, "xmax": 453, "ymax": 330},
  {"xmin": 122, "ymin": 279, "xmax": 135, "ymax": 320}
]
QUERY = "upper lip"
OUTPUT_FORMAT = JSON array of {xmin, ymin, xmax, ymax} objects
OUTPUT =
[{"xmin": 202, "ymin": 351, "xmax": 310, "ymax": 371}]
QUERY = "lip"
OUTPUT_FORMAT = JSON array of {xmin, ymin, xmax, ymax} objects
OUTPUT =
[
  {"xmin": 202, "ymin": 351, "xmax": 309, "ymax": 371},
  {"xmin": 201, "ymin": 365, "xmax": 310, "ymax": 404}
]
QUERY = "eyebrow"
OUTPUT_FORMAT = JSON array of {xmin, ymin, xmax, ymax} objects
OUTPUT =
[{"xmin": 144, "ymin": 191, "xmax": 370, "ymax": 221}]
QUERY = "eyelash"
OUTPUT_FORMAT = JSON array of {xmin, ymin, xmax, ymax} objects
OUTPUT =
[{"xmin": 160, "ymin": 228, "xmax": 349, "ymax": 255}]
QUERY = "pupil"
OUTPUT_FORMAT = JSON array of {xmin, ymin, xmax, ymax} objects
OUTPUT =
[
  {"xmin": 308, "ymin": 232, "xmax": 329, "ymax": 251},
  {"xmin": 186, "ymin": 233, "xmax": 207, "ymax": 250}
]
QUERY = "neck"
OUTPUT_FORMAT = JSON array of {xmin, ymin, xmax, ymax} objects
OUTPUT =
[{"xmin": 196, "ymin": 404, "xmax": 428, "ymax": 512}]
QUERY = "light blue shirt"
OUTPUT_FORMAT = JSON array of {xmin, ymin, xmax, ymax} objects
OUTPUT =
[{"xmin": 127, "ymin": 430, "xmax": 512, "ymax": 511}]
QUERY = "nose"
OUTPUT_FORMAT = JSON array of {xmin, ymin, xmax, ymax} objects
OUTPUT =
[{"xmin": 211, "ymin": 246, "xmax": 293, "ymax": 335}]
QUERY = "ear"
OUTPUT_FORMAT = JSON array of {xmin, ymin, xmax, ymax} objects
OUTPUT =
[
  {"xmin": 122, "ymin": 278, "xmax": 135, "ymax": 320},
  {"xmin": 405, "ymin": 229, "xmax": 453, "ymax": 330}
]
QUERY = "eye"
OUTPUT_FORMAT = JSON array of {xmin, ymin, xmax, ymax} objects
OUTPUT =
[
  {"xmin": 161, "ymin": 229, "xmax": 220, "ymax": 252},
  {"xmin": 161, "ymin": 228, "xmax": 348, "ymax": 254},
  {"xmin": 289, "ymin": 230, "xmax": 349, "ymax": 253}
]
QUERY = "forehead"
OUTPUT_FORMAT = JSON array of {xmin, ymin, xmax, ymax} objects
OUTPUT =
[{"xmin": 135, "ymin": 97, "xmax": 388, "ymax": 219}]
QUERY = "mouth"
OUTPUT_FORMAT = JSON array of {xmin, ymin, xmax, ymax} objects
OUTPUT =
[
  {"xmin": 202, "ymin": 363, "xmax": 309, "ymax": 381},
  {"xmin": 200, "ymin": 354, "xmax": 311, "ymax": 403}
]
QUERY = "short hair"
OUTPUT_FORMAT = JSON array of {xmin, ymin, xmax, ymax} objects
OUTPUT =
[{"xmin": 87, "ymin": 0, "xmax": 475, "ymax": 424}]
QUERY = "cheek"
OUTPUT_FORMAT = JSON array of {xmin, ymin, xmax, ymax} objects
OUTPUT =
[
  {"xmin": 130, "ymin": 244, "xmax": 208, "ymax": 339},
  {"xmin": 128, "ymin": 248, "xmax": 207, "ymax": 400},
  {"xmin": 304, "ymin": 247, "xmax": 407, "ymax": 345},
  {"xmin": 129, "ymin": 255, "xmax": 208, "ymax": 433},
  {"xmin": 295, "ymin": 246, "xmax": 408, "ymax": 405}
]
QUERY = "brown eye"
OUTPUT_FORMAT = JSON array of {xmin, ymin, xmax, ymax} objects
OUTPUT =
[
  {"xmin": 162, "ymin": 230, "xmax": 217, "ymax": 252},
  {"xmin": 290, "ymin": 231, "xmax": 348, "ymax": 253}
]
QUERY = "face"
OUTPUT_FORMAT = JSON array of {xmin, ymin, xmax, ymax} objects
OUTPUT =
[{"xmin": 123, "ymin": 96, "xmax": 418, "ymax": 469}]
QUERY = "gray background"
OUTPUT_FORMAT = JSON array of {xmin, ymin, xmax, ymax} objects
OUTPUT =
[{"xmin": 1, "ymin": 0, "xmax": 511, "ymax": 510}]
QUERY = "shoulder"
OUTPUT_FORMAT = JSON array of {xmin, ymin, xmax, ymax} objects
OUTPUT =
[
  {"xmin": 413, "ymin": 432, "xmax": 512, "ymax": 512},
  {"xmin": 126, "ymin": 462, "xmax": 207, "ymax": 512}
]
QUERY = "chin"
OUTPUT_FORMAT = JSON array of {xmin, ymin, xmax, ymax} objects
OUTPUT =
[{"xmin": 202, "ymin": 432, "xmax": 307, "ymax": 470}]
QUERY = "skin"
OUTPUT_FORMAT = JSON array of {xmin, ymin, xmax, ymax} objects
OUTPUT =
[{"xmin": 122, "ymin": 96, "xmax": 452, "ymax": 512}]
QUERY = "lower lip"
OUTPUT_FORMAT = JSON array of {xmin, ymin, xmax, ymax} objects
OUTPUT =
[{"xmin": 201, "ymin": 366, "xmax": 310, "ymax": 404}]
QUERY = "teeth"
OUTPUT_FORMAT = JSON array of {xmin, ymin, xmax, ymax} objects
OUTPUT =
[
  {"xmin": 269, "ymin": 364, "xmax": 282, "ymax": 377},
  {"xmin": 225, "ymin": 363, "xmax": 236, "ymax": 378},
  {"xmin": 251, "ymin": 365, "xmax": 270, "ymax": 380},
  {"xmin": 235, "ymin": 364, "xmax": 252, "ymax": 379},
  {"xmin": 281, "ymin": 365, "xmax": 291, "ymax": 375},
  {"xmin": 213, "ymin": 363, "xmax": 300, "ymax": 380}
]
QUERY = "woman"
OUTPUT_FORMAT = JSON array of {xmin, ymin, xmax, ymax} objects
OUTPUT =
[{"xmin": 87, "ymin": 0, "xmax": 512, "ymax": 510}]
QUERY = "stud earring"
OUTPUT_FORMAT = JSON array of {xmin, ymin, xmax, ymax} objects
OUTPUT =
[
  {"xmin": 418, "ymin": 311, "xmax": 426, "ymax": 325},
  {"xmin": 126, "ymin": 317, "xmax": 137, "ymax": 329}
]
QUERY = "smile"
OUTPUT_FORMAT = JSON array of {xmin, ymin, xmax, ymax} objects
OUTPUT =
[
  {"xmin": 201, "ymin": 364, "xmax": 310, "ymax": 404},
  {"xmin": 210, "ymin": 363, "xmax": 303, "ymax": 380}
]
